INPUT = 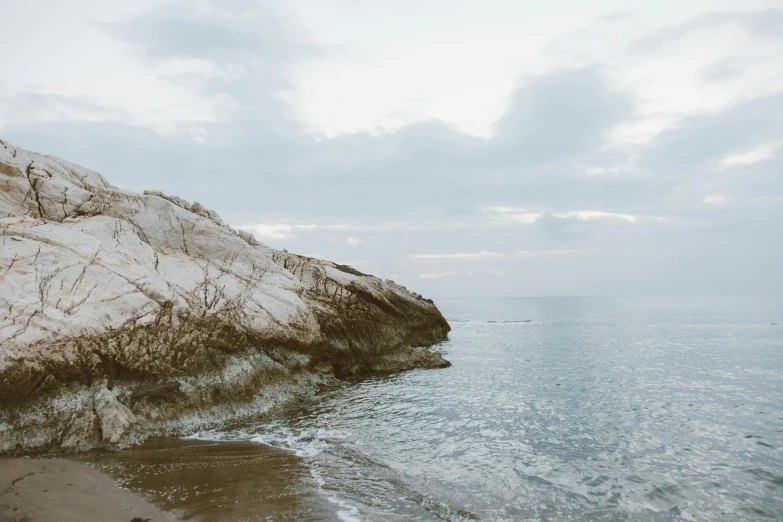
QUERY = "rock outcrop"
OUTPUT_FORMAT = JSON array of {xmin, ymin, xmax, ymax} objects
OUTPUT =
[{"xmin": 0, "ymin": 139, "xmax": 450, "ymax": 453}]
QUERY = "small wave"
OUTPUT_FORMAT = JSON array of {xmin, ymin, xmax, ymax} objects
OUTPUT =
[
  {"xmin": 185, "ymin": 423, "xmax": 351, "ymax": 458},
  {"xmin": 323, "ymin": 444, "xmax": 481, "ymax": 521},
  {"xmin": 250, "ymin": 427, "xmax": 340, "ymax": 458},
  {"xmin": 309, "ymin": 468, "xmax": 363, "ymax": 522},
  {"xmin": 191, "ymin": 424, "xmax": 481, "ymax": 521},
  {"xmin": 329, "ymin": 495, "xmax": 362, "ymax": 522},
  {"xmin": 264, "ymin": 428, "xmax": 480, "ymax": 520},
  {"xmin": 188, "ymin": 425, "xmax": 365, "ymax": 518}
]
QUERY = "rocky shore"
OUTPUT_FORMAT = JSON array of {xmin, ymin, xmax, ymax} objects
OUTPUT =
[{"xmin": 0, "ymin": 140, "xmax": 450, "ymax": 454}]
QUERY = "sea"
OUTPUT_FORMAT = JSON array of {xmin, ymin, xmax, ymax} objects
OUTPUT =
[{"xmin": 90, "ymin": 297, "xmax": 783, "ymax": 521}]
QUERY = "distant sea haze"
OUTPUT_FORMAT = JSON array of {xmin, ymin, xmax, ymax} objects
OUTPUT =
[{"xmin": 171, "ymin": 296, "xmax": 783, "ymax": 521}]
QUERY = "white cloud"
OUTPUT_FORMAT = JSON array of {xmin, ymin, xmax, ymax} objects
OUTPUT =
[
  {"xmin": 516, "ymin": 249, "xmax": 599, "ymax": 258},
  {"xmin": 703, "ymin": 194, "xmax": 729, "ymax": 205},
  {"xmin": 413, "ymin": 249, "xmax": 598, "ymax": 260},
  {"xmin": 583, "ymin": 164, "xmax": 636, "ymax": 176},
  {"xmin": 239, "ymin": 223, "xmax": 292, "ymax": 239},
  {"xmin": 552, "ymin": 210, "xmax": 637, "ymax": 223},
  {"xmin": 3, "ymin": 1, "xmax": 782, "ymax": 299},
  {"xmin": 489, "ymin": 270, "xmax": 505, "ymax": 276},
  {"xmin": 485, "ymin": 206, "xmax": 542, "ymax": 224},
  {"xmin": 719, "ymin": 141, "xmax": 781, "ymax": 169},
  {"xmin": 413, "ymin": 250, "xmax": 503, "ymax": 260},
  {"xmin": 285, "ymin": 1, "xmax": 783, "ymax": 141},
  {"xmin": 419, "ymin": 271, "xmax": 460, "ymax": 280},
  {"xmin": 0, "ymin": 1, "xmax": 225, "ymax": 133},
  {"xmin": 238, "ymin": 214, "xmax": 597, "ymax": 236},
  {"xmin": 234, "ymin": 219, "xmax": 476, "ymax": 235},
  {"xmin": 235, "ymin": 221, "xmax": 355, "ymax": 240},
  {"xmin": 486, "ymin": 206, "xmax": 639, "ymax": 224}
]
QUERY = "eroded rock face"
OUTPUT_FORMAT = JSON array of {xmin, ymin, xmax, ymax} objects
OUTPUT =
[{"xmin": 0, "ymin": 139, "xmax": 450, "ymax": 453}]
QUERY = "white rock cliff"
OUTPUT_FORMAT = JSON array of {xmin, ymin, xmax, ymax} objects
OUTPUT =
[{"xmin": 0, "ymin": 140, "xmax": 450, "ymax": 453}]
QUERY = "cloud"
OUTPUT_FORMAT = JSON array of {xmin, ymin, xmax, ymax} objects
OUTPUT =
[
  {"xmin": 419, "ymin": 272, "xmax": 460, "ymax": 280},
  {"xmin": 98, "ymin": 0, "xmax": 326, "ymax": 137},
  {"xmin": 0, "ymin": 92, "xmax": 128, "ymax": 129},
  {"xmin": 639, "ymin": 93, "xmax": 783, "ymax": 212},
  {"xmin": 236, "ymin": 221, "xmax": 360, "ymax": 240},
  {"xmin": 107, "ymin": 1, "xmax": 308, "ymax": 63},
  {"xmin": 3, "ymin": 3, "xmax": 782, "ymax": 297},
  {"xmin": 238, "ymin": 223, "xmax": 293, "ymax": 239},
  {"xmin": 493, "ymin": 68, "xmax": 631, "ymax": 164},
  {"xmin": 486, "ymin": 207, "xmax": 641, "ymax": 231},
  {"xmin": 4, "ymin": 59, "xmax": 639, "ymax": 224},
  {"xmin": 485, "ymin": 207, "xmax": 542, "ymax": 224},
  {"xmin": 634, "ymin": 9, "xmax": 783, "ymax": 51},
  {"xmin": 699, "ymin": 56, "xmax": 756, "ymax": 83},
  {"xmin": 517, "ymin": 249, "xmax": 598, "ymax": 258},
  {"xmin": 641, "ymin": 93, "xmax": 783, "ymax": 174},
  {"xmin": 703, "ymin": 195, "xmax": 729, "ymax": 205},
  {"xmin": 719, "ymin": 141, "xmax": 781, "ymax": 169},
  {"xmin": 488, "ymin": 270, "xmax": 505, "ymax": 277},
  {"xmin": 235, "ymin": 219, "xmax": 478, "ymax": 235},
  {"xmin": 534, "ymin": 213, "xmax": 592, "ymax": 241},
  {"xmin": 413, "ymin": 251, "xmax": 504, "ymax": 260},
  {"xmin": 412, "ymin": 249, "xmax": 597, "ymax": 260},
  {"xmin": 553, "ymin": 210, "xmax": 636, "ymax": 222}
]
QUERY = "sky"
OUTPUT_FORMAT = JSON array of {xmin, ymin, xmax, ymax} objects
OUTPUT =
[{"xmin": 1, "ymin": 0, "xmax": 782, "ymax": 298}]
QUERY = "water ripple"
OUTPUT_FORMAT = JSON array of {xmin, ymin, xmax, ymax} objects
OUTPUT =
[{"xmin": 206, "ymin": 297, "xmax": 783, "ymax": 521}]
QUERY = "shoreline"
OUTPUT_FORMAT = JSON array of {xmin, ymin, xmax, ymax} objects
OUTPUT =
[
  {"xmin": 82, "ymin": 437, "xmax": 338, "ymax": 521},
  {"xmin": 2, "ymin": 437, "xmax": 339, "ymax": 521}
]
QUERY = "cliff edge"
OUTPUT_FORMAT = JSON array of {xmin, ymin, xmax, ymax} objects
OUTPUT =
[{"xmin": 0, "ymin": 139, "xmax": 450, "ymax": 453}]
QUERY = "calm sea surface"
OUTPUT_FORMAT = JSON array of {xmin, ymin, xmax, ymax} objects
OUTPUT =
[{"xmin": 186, "ymin": 297, "xmax": 783, "ymax": 521}]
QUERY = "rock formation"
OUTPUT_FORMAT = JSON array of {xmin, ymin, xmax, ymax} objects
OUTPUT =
[{"xmin": 0, "ymin": 140, "xmax": 450, "ymax": 453}]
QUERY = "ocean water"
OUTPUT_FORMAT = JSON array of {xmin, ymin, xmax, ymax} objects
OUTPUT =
[{"xmin": 192, "ymin": 297, "xmax": 783, "ymax": 521}]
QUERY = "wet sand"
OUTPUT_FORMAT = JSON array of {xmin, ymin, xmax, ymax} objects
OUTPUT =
[
  {"xmin": 0, "ymin": 458, "xmax": 178, "ymax": 522},
  {"xmin": 76, "ymin": 438, "xmax": 338, "ymax": 521},
  {"xmin": 2, "ymin": 438, "xmax": 338, "ymax": 522}
]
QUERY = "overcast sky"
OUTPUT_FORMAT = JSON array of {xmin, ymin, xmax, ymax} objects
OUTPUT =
[{"xmin": 2, "ymin": 0, "xmax": 782, "ymax": 297}]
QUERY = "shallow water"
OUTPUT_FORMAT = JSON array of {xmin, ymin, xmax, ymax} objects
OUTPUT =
[{"xmin": 135, "ymin": 297, "xmax": 783, "ymax": 520}]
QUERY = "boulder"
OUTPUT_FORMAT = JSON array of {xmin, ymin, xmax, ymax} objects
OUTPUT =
[{"xmin": 0, "ymin": 139, "xmax": 450, "ymax": 453}]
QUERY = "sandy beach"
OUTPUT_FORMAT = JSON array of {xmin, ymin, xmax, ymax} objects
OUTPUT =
[
  {"xmin": 0, "ymin": 457, "xmax": 179, "ymax": 522},
  {"xmin": 78, "ymin": 438, "xmax": 337, "ymax": 521},
  {"xmin": 1, "ymin": 438, "xmax": 339, "ymax": 521}
]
